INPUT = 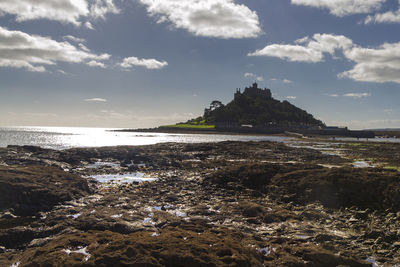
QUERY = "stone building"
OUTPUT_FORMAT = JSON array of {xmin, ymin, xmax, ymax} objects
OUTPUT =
[{"xmin": 235, "ymin": 82, "xmax": 272, "ymax": 100}]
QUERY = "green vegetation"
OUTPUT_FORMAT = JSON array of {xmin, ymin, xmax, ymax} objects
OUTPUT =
[
  {"xmin": 159, "ymin": 124, "xmax": 215, "ymax": 129},
  {"xmin": 383, "ymin": 166, "xmax": 400, "ymax": 172}
]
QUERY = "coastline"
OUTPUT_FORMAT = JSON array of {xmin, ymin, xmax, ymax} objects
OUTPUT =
[
  {"xmin": 113, "ymin": 127, "xmax": 400, "ymax": 144},
  {"xmin": 113, "ymin": 126, "xmax": 382, "ymax": 140},
  {"xmin": 112, "ymin": 127, "xmax": 287, "ymax": 136}
]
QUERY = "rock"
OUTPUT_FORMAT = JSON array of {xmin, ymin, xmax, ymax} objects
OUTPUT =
[
  {"xmin": 315, "ymin": 234, "xmax": 335, "ymax": 242},
  {"xmin": 0, "ymin": 164, "xmax": 91, "ymax": 216},
  {"xmin": 241, "ymin": 202, "xmax": 264, "ymax": 218},
  {"xmin": 269, "ymin": 166, "xmax": 400, "ymax": 211},
  {"xmin": 1, "ymin": 141, "xmax": 399, "ymax": 265},
  {"xmin": 0, "ymin": 212, "xmax": 17, "ymax": 219},
  {"xmin": 0, "ymin": 225, "xmax": 264, "ymax": 267},
  {"xmin": 28, "ymin": 237, "xmax": 54, "ymax": 248},
  {"xmin": 393, "ymin": 242, "xmax": 400, "ymax": 248},
  {"xmin": 165, "ymin": 194, "xmax": 178, "ymax": 202}
]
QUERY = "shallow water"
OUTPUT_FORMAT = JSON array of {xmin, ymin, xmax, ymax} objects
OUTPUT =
[
  {"xmin": 0, "ymin": 126, "xmax": 289, "ymax": 150},
  {"xmin": 352, "ymin": 161, "xmax": 373, "ymax": 168},
  {"xmin": 89, "ymin": 173, "xmax": 157, "ymax": 184}
]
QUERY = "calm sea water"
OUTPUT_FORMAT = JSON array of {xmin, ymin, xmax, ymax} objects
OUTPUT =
[
  {"xmin": 0, "ymin": 126, "xmax": 289, "ymax": 150},
  {"xmin": 1, "ymin": 127, "xmax": 398, "ymax": 150}
]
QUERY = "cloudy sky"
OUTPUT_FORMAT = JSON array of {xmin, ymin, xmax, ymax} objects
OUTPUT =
[{"xmin": 0, "ymin": 0, "xmax": 400, "ymax": 129}]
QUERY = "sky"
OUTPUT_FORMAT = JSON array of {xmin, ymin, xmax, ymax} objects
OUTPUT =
[{"xmin": 0, "ymin": 0, "xmax": 400, "ymax": 130}]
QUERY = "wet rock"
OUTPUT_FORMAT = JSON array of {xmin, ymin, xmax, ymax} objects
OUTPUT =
[
  {"xmin": 249, "ymin": 189, "xmax": 263, "ymax": 198},
  {"xmin": 165, "ymin": 194, "xmax": 179, "ymax": 202},
  {"xmin": 241, "ymin": 202, "xmax": 264, "ymax": 218},
  {"xmin": 0, "ymin": 227, "xmax": 38, "ymax": 249},
  {"xmin": 1, "ymin": 225, "xmax": 264, "ymax": 267},
  {"xmin": 270, "ymin": 167, "xmax": 400, "ymax": 211},
  {"xmin": 0, "ymin": 164, "xmax": 91, "ymax": 216},
  {"xmin": 207, "ymin": 163, "xmax": 288, "ymax": 190},
  {"xmin": 0, "ymin": 212, "xmax": 17, "ymax": 220},
  {"xmin": 1, "ymin": 141, "xmax": 399, "ymax": 265}
]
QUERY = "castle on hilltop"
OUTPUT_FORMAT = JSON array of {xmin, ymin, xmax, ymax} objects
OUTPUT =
[{"xmin": 235, "ymin": 82, "xmax": 272, "ymax": 100}]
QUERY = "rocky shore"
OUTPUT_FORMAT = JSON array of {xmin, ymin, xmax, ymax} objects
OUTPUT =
[{"xmin": 0, "ymin": 141, "xmax": 399, "ymax": 266}]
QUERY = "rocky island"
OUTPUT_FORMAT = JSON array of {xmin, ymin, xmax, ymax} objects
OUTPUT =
[
  {"xmin": 123, "ymin": 83, "xmax": 375, "ymax": 139},
  {"xmin": 0, "ymin": 139, "xmax": 400, "ymax": 266}
]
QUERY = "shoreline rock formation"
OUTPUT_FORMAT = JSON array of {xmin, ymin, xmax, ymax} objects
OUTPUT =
[{"xmin": 0, "ymin": 141, "xmax": 399, "ymax": 266}]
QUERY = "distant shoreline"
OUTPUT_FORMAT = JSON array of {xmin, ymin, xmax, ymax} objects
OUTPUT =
[
  {"xmin": 113, "ymin": 127, "xmax": 400, "ymax": 143},
  {"xmin": 112, "ymin": 127, "xmax": 287, "ymax": 137}
]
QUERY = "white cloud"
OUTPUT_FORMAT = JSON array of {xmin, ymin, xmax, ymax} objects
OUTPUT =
[
  {"xmin": 339, "ymin": 42, "xmax": 400, "ymax": 83},
  {"xmin": 270, "ymin": 78, "xmax": 293, "ymax": 84},
  {"xmin": 90, "ymin": 0, "xmax": 119, "ymax": 19},
  {"xmin": 291, "ymin": 0, "xmax": 385, "ymax": 17},
  {"xmin": 85, "ymin": 98, "xmax": 108, "ymax": 102},
  {"xmin": 57, "ymin": 69, "xmax": 68, "ymax": 75},
  {"xmin": 63, "ymin": 35, "xmax": 86, "ymax": 43},
  {"xmin": 295, "ymin": 36, "xmax": 310, "ymax": 44},
  {"xmin": 244, "ymin": 72, "xmax": 263, "ymax": 81},
  {"xmin": 343, "ymin": 93, "xmax": 371, "ymax": 98},
  {"xmin": 0, "ymin": 0, "xmax": 119, "ymax": 26},
  {"xmin": 325, "ymin": 93, "xmax": 370, "ymax": 98},
  {"xmin": 120, "ymin": 56, "xmax": 168, "ymax": 70},
  {"xmin": 325, "ymin": 93, "xmax": 339, "ymax": 97},
  {"xmin": 365, "ymin": 1, "xmax": 400, "ymax": 24},
  {"xmin": 286, "ymin": 96, "xmax": 297, "ymax": 99},
  {"xmin": 249, "ymin": 44, "xmax": 324, "ymax": 63},
  {"xmin": 251, "ymin": 32, "xmax": 400, "ymax": 84},
  {"xmin": 249, "ymin": 33, "xmax": 353, "ymax": 63},
  {"xmin": 0, "ymin": 26, "xmax": 110, "ymax": 72},
  {"xmin": 137, "ymin": 0, "xmax": 262, "ymax": 39},
  {"xmin": 87, "ymin": 60, "xmax": 106, "ymax": 68},
  {"xmin": 85, "ymin": 21, "xmax": 95, "ymax": 29},
  {"xmin": 79, "ymin": 43, "xmax": 91, "ymax": 52}
]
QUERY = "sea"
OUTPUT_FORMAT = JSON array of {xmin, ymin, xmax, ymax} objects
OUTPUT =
[
  {"xmin": 1, "ymin": 126, "xmax": 399, "ymax": 150},
  {"xmin": 0, "ymin": 126, "xmax": 289, "ymax": 150}
]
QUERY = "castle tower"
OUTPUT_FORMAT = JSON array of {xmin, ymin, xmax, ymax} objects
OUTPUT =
[
  {"xmin": 234, "ymin": 88, "xmax": 241, "ymax": 100},
  {"xmin": 265, "ymin": 88, "xmax": 272, "ymax": 98}
]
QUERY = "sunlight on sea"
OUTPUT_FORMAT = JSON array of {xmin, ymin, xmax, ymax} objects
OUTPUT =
[{"xmin": 0, "ymin": 126, "xmax": 288, "ymax": 150}]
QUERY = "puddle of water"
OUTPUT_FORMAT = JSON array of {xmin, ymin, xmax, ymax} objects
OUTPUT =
[
  {"xmin": 143, "ymin": 217, "xmax": 154, "ymax": 224},
  {"xmin": 366, "ymin": 257, "xmax": 380, "ymax": 267},
  {"xmin": 318, "ymin": 164, "xmax": 341, "ymax": 168},
  {"xmin": 67, "ymin": 213, "xmax": 81, "ymax": 219},
  {"xmin": 89, "ymin": 173, "xmax": 157, "ymax": 184},
  {"xmin": 86, "ymin": 161, "xmax": 120, "ymax": 169},
  {"xmin": 111, "ymin": 214, "xmax": 122, "ymax": 218},
  {"xmin": 352, "ymin": 161, "xmax": 372, "ymax": 168},
  {"xmin": 296, "ymin": 234, "xmax": 311, "ymax": 240},
  {"xmin": 259, "ymin": 247, "xmax": 270, "ymax": 256},
  {"xmin": 175, "ymin": 211, "xmax": 187, "ymax": 217},
  {"xmin": 63, "ymin": 246, "xmax": 91, "ymax": 262}
]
